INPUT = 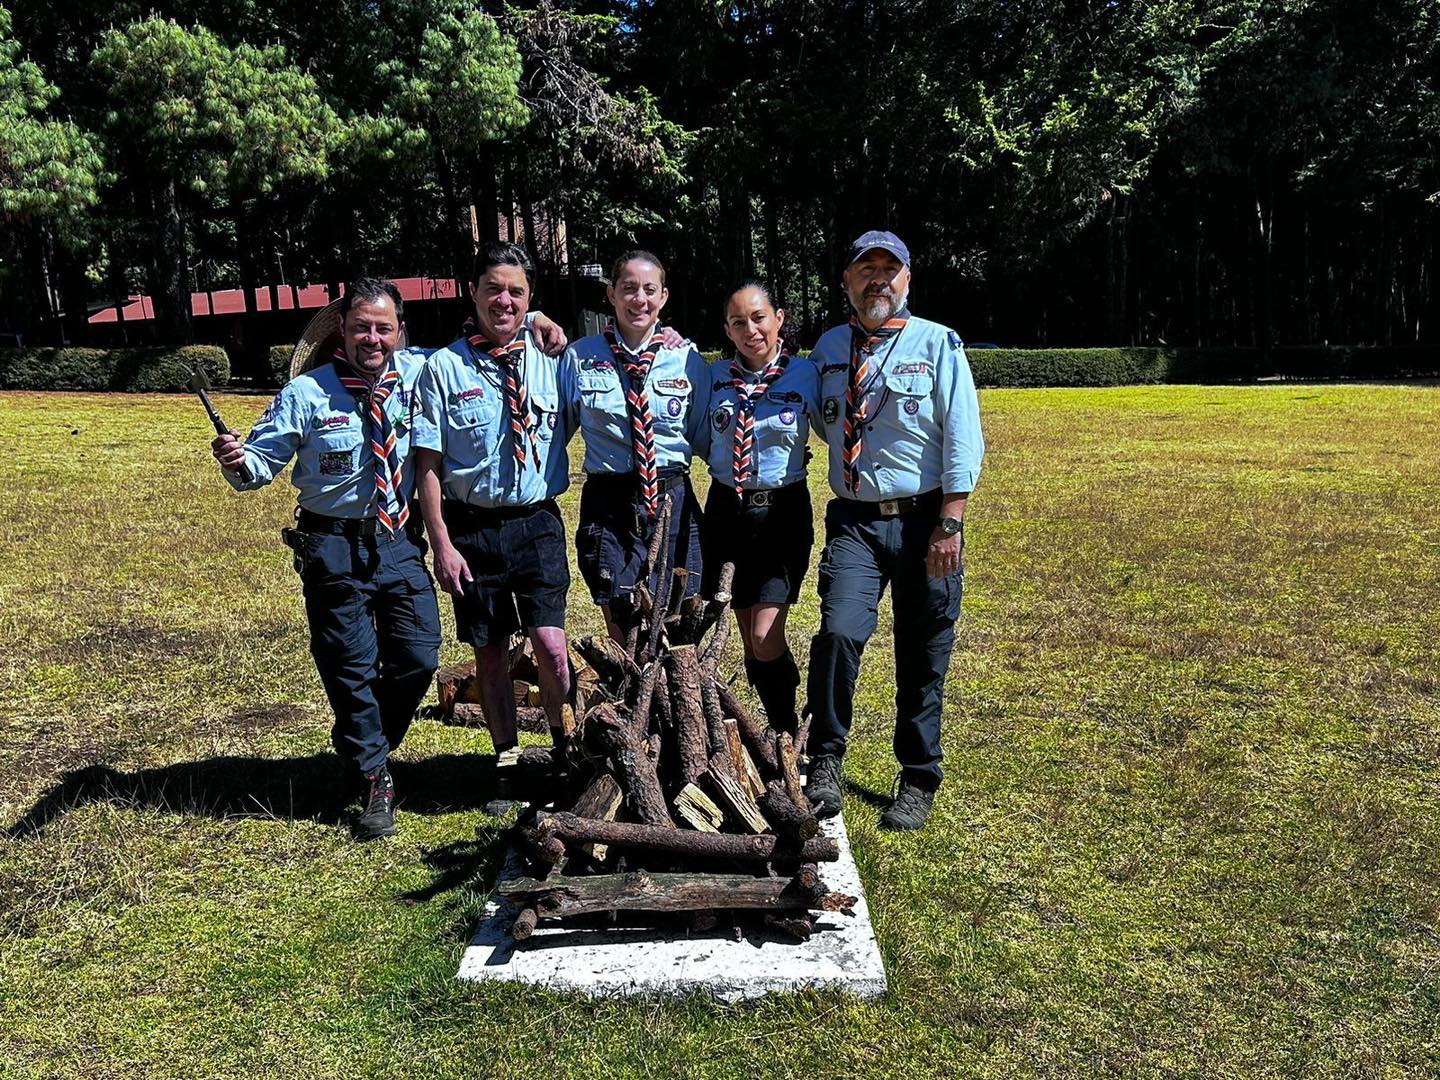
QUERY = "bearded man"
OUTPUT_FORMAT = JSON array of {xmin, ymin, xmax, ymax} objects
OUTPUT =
[{"xmin": 803, "ymin": 231, "xmax": 985, "ymax": 831}]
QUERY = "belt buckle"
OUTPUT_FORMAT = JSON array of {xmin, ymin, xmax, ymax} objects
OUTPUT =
[
  {"xmin": 750, "ymin": 490, "xmax": 772, "ymax": 508},
  {"xmin": 878, "ymin": 499, "xmax": 900, "ymax": 517}
]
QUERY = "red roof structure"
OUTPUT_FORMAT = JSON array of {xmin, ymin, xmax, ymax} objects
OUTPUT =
[{"xmin": 88, "ymin": 277, "xmax": 459, "ymax": 324}]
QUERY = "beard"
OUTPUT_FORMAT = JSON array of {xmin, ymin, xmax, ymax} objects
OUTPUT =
[{"xmin": 855, "ymin": 286, "xmax": 907, "ymax": 324}]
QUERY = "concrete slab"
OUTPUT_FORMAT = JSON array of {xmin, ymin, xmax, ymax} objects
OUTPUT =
[{"xmin": 456, "ymin": 814, "xmax": 888, "ymax": 1001}]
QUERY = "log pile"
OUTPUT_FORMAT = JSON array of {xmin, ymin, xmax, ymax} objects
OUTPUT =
[{"xmin": 490, "ymin": 495, "xmax": 852, "ymax": 942}]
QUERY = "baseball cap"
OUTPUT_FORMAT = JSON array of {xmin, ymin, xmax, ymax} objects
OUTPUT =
[{"xmin": 846, "ymin": 230, "xmax": 910, "ymax": 267}]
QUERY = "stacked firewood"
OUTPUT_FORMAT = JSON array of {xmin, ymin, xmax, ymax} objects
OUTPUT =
[{"xmin": 451, "ymin": 495, "xmax": 855, "ymax": 942}]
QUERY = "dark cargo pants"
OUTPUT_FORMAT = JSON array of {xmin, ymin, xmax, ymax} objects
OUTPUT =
[
  {"xmin": 297, "ymin": 527, "xmax": 441, "ymax": 776},
  {"xmin": 806, "ymin": 497, "xmax": 963, "ymax": 788}
]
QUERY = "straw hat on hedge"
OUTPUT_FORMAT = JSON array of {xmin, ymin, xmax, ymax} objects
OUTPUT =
[{"xmin": 289, "ymin": 295, "xmax": 410, "ymax": 381}]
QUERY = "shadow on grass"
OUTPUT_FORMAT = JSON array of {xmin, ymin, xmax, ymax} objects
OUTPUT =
[
  {"xmin": 5, "ymin": 752, "xmax": 504, "ymax": 838},
  {"xmin": 844, "ymin": 778, "xmax": 891, "ymax": 810}
]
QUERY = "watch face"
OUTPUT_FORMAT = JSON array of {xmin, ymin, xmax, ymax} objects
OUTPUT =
[{"xmin": 940, "ymin": 517, "xmax": 963, "ymax": 536}]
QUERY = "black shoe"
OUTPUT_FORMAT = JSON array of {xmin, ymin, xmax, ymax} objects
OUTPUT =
[
  {"xmin": 879, "ymin": 776, "xmax": 936, "ymax": 832},
  {"xmin": 355, "ymin": 763, "xmax": 397, "ymax": 840},
  {"xmin": 805, "ymin": 755, "xmax": 843, "ymax": 819}
]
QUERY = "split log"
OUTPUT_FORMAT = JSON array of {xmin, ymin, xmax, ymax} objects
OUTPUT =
[
  {"xmin": 715, "ymin": 681, "xmax": 779, "ymax": 776},
  {"xmin": 512, "ymin": 680, "xmax": 540, "ymax": 707},
  {"xmin": 703, "ymin": 763, "xmax": 769, "ymax": 835},
  {"xmin": 757, "ymin": 781, "xmax": 819, "ymax": 843},
  {"xmin": 667, "ymin": 645, "xmax": 709, "ymax": 785},
  {"xmin": 535, "ymin": 812, "xmax": 839, "ymax": 863},
  {"xmin": 499, "ymin": 869, "xmax": 843, "ymax": 917},
  {"xmin": 590, "ymin": 704, "xmax": 674, "ymax": 828},
  {"xmin": 673, "ymin": 783, "xmax": 724, "ymax": 832},
  {"xmin": 723, "ymin": 719, "xmax": 765, "ymax": 798},
  {"xmin": 776, "ymin": 733, "xmax": 811, "ymax": 813},
  {"xmin": 570, "ymin": 771, "xmax": 623, "ymax": 861},
  {"xmin": 508, "ymin": 635, "xmax": 538, "ymax": 683}
]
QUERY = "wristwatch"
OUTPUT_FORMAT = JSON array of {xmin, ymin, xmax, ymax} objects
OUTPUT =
[{"xmin": 937, "ymin": 517, "xmax": 964, "ymax": 537}]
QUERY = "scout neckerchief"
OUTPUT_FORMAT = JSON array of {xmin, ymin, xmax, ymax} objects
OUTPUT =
[
  {"xmin": 464, "ymin": 318, "xmax": 540, "ymax": 477},
  {"xmin": 335, "ymin": 350, "xmax": 409, "ymax": 534},
  {"xmin": 728, "ymin": 347, "xmax": 791, "ymax": 495},
  {"xmin": 842, "ymin": 308, "xmax": 909, "ymax": 495},
  {"xmin": 604, "ymin": 323, "xmax": 667, "ymax": 518}
]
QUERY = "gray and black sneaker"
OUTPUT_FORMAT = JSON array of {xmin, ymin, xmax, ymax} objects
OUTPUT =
[
  {"xmin": 355, "ymin": 763, "xmax": 397, "ymax": 840},
  {"xmin": 805, "ymin": 754, "xmax": 844, "ymax": 819},
  {"xmin": 879, "ymin": 776, "xmax": 936, "ymax": 832}
]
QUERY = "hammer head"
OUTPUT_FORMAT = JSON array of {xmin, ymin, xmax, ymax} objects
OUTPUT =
[{"xmin": 186, "ymin": 364, "xmax": 211, "ymax": 394}]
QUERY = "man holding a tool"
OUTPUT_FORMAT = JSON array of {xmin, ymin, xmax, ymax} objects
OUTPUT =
[{"xmin": 210, "ymin": 278, "xmax": 440, "ymax": 840}]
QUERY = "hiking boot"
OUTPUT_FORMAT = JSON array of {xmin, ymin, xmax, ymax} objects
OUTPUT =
[
  {"xmin": 355, "ymin": 763, "xmax": 397, "ymax": 840},
  {"xmin": 879, "ymin": 776, "xmax": 936, "ymax": 832},
  {"xmin": 805, "ymin": 755, "xmax": 843, "ymax": 819}
]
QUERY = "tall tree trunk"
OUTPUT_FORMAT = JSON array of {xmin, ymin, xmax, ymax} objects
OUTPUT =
[
  {"xmin": 517, "ymin": 147, "xmax": 539, "ymax": 273},
  {"xmin": 471, "ymin": 150, "xmax": 500, "ymax": 244},
  {"xmin": 154, "ymin": 174, "xmax": 194, "ymax": 344}
]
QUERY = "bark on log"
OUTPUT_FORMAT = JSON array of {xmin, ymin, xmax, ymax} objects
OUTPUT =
[
  {"xmin": 758, "ymin": 781, "xmax": 819, "ymax": 843},
  {"xmin": 575, "ymin": 635, "xmax": 636, "ymax": 692},
  {"xmin": 511, "ymin": 906, "xmax": 539, "ymax": 940},
  {"xmin": 450, "ymin": 702, "xmax": 487, "ymax": 729},
  {"xmin": 590, "ymin": 705, "xmax": 674, "ymax": 827},
  {"xmin": 763, "ymin": 913, "xmax": 815, "ymax": 941},
  {"xmin": 776, "ymin": 733, "xmax": 811, "ymax": 813},
  {"xmin": 667, "ymin": 645, "xmax": 709, "ymax": 785},
  {"xmin": 793, "ymin": 862, "xmax": 820, "ymax": 891},
  {"xmin": 499, "ymin": 869, "xmax": 842, "ymax": 916},
  {"xmin": 715, "ymin": 681, "xmax": 780, "ymax": 775},
  {"xmin": 675, "ymin": 594, "xmax": 707, "ymax": 645},
  {"xmin": 535, "ymin": 812, "xmax": 839, "ymax": 863},
  {"xmin": 703, "ymin": 764, "xmax": 769, "ymax": 834},
  {"xmin": 436, "ymin": 662, "xmax": 478, "ymax": 715},
  {"xmin": 700, "ymin": 564, "xmax": 737, "ymax": 673}
]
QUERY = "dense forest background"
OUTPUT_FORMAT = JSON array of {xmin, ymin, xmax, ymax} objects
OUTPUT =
[{"xmin": 1, "ymin": 0, "xmax": 1436, "ymax": 358}]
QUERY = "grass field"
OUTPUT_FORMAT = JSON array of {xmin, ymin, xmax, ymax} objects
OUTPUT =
[{"xmin": 2, "ymin": 384, "xmax": 1438, "ymax": 1079}]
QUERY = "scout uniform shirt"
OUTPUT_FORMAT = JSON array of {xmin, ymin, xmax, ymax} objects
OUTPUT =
[
  {"xmin": 413, "ymin": 327, "xmax": 577, "ymax": 507},
  {"xmin": 224, "ymin": 347, "xmax": 432, "ymax": 518},
  {"xmin": 809, "ymin": 316, "xmax": 984, "ymax": 500},
  {"xmin": 703, "ymin": 354, "xmax": 821, "ymax": 491},
  {"xmin": 565, "ymin": 333, "xmax": 712, "ymax": 474}
]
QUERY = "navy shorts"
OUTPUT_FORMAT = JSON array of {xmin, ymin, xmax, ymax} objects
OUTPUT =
[
  {"xmin": 700, "ymin": 481, "xmax": 814, "ymax": 608},
  {"xmin": 443, "ymin": 499, "xmax": 569, "ymax": 647},
  {"xmin": 575, "ymin": 471, "xmax": 703, "ymax": 605}
]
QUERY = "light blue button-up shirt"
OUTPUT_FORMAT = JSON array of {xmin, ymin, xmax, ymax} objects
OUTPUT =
[
  {"xmin": 565, "ymin": 332, "xmax": 711, "ymax": 474},
  {"xmin": 223, "ymin": 347, "xmax": 433, "ymax": 518},
  {"xmin": 703, "ymin": 354, "xmax": 820, "ymax": 492},
  {"xmin": 810, "ymin": 315, "xmax": 984, "ymax": 501},
  {"xmin": 413, "ymin": 329, "xmax": 577, "ymax": 508}
]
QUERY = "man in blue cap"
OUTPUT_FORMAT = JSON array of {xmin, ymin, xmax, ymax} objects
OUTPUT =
[{"xmin": 804, "ymin": 230, "xmax": 985, "ymax": 830}]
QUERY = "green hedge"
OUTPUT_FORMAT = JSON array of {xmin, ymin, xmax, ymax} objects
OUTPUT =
[
  {"xmin": 0, "ymin": 345, "xmax": 230, "ymax": 392},
  {"xmin": 966, "ymin": 346, "xmax": 1440, "ymax": 387},
  {"xmin": 270, "ymin": 345, "xmax": 294, "ymax": 387}
]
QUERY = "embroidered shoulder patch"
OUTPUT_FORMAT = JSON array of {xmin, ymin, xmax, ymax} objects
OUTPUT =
[{"xmin": 948, "ymin": 331, "xmax": 964, "ymax": 350}]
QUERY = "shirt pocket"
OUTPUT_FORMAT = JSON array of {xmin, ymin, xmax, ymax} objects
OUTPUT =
[
  {"xmin": 449, "ymin": 393, "xmax": 500, "ymax": 462},
  {"xmin": 312, "ymin": 429, "xmax": 363, "ymax": 478},
  {"xmin": 884, "ymin": 368, "xmax": 934, "ymax": 426},
  {"xmin": 529, "ymin": 385, "xmax": 560, "ymax": 443},
  {"xmin": 649, "ymin": 381, "xmax": 690, "ymax": 433},
  {"xmin": 755, "ymin": 397, "xmax": 804, "ymax": 455},
  {"xmin": 578, "ymin": 371, "xmax": 626, "ymax": 439}
]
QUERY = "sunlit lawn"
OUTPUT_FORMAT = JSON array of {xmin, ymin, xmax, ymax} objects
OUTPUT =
[{"xmin": 2, "ymin": 384, "xmax": 1438, "ymax": 1078}]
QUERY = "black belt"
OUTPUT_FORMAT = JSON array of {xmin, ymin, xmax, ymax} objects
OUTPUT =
[
  {"xmin": 585, "ymin": 468, "xmax": 689, "ymax": 492},
  {"xmin": 841, "ymin": 490, "xmax": 941, "ymax": 519},
  {"xmin": 727, "ymin": 481, "xmax": 806, "ymax": 508},
  {"xmin": 296, "ymin": 509, "xmax": 389, "ymax": 537},
  {"xmin": 442, "ymin": 498, "xmax": 556, "ymax": 527}
]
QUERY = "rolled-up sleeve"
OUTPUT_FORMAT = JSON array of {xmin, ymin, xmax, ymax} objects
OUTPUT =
[
  {"xmin": 413, "ymin": 361, "xmax": 445, "ymax": 454},
  {"xmin": 937, "ymin": 338, "xmax": 984, "ymax": 494}
]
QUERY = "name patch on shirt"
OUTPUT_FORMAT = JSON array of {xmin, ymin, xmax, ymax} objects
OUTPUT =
[
  {"xmin": 655, "ymin": 378, "xmax": 689, "ymax": 390},
  {"xmin": 581, "ymin": 358, "xmax": 614, "ymax": 371},
  {"xmin": 823, "ymin": 398, "xmax": 840, "ymax": 424},
  {"xmin": 768, "ymin": 390, "xmax": 804, "ymax": 404},
  {"xmin": 450, "ymin": 387, "xmax": 486, "ymax": 406},
  {"xmin": 311, "ymin": 414, "xmax": 352, "ymax": 431},
  {"xmin": 318, "ymin": 450, "xmax": 353, "ymax": 476},
  {"xmin": 892, "ymin": 362, "xmax": 931, "ymax": 376}
]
